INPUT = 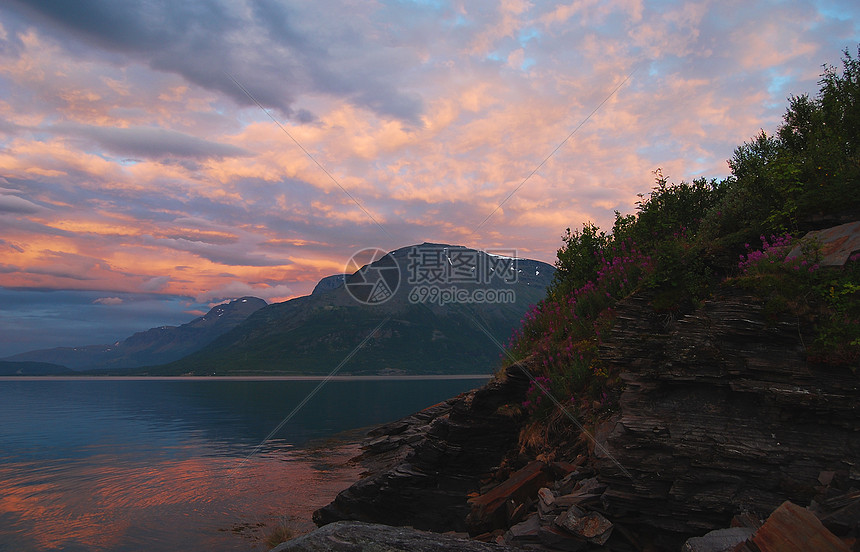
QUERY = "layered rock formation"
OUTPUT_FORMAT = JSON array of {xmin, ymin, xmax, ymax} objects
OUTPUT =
[
  {"xmin": 313, "ymin": 362, "xmax": 531, "ymax": 532},
  {"xmin": 594, "ymin": 287, "xmax": 860, "ymax": 546},
  {"xmin": 310, "ymin": 284, "xmax": 859, "ymax": 549}
]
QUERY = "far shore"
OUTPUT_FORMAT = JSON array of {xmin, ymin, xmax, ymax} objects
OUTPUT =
[{"xmin": 0, "ymin": 374, "xmax": 494, "ymax": 382}]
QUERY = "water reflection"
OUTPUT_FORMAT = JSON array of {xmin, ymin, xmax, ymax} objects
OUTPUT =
[
  {"xmin": 0, "ymin": 378, "xmax": 484, "ymax": 551},
  {"xmin": 0, "ymin": 444, "xmax": 363, "ymax": 551}
]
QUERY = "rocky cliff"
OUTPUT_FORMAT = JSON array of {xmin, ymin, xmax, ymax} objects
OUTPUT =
[
  {"xmin": 593, "ymin": 286, "xmax": 860, "ymax": 546},
  {"xmin": 310, "ymin": 285, "xmax": 859, "ymax": 550},
  {"xmin": 313, "ymin": 362, "xmax": 531, "ymax": 532}
]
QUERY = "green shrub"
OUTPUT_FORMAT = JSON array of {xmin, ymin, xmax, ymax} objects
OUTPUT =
[
  {"xmin": 509, "ymin": 45, "xmax": 860, "ymax": 428},
  {"xmin": 734, "ymin": 236, "xmax": 859, "ymax": 368}
]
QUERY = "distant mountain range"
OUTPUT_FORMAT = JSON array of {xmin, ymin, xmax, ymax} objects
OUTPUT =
[
  {"xmin": 0, "ymin": 360, "xmax": 76, "ymax": 376},
  {"xmin": 2, "ymin": 297, "xmax": 267, "ymax": 372},
  {"xmin": 149, "ymin": 243, "xmax": 554, "ymax": 376},
  {"xmin": 2, "ymin": 243, "xmax": 555, "ymax": 376}
]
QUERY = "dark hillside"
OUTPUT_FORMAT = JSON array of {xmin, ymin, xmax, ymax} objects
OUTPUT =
[{"xmin": 153, "ymin": 245, "xmax": 555, "ymax": 375}]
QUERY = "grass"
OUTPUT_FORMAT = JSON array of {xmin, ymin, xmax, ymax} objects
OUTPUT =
[{"xmin": 263, "ymin": 518, "xmax": 295, "ymax": 549}]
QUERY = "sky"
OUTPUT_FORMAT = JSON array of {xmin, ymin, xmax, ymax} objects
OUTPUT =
[{"xmin": 0, "ymin": 0, "xmax": 858, "ymax": 357}]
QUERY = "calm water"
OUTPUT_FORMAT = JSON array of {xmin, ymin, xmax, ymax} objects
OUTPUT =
[{"xmin": 0, "ymin": 376, "xmax": 488, "ymax": 551}]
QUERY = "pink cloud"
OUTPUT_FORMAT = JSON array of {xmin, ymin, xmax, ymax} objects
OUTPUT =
[
  {"xmin": 0, "ymin": 0, "xmax": 854, "ymax": 311},
  {"xmin": 0, "ymin": 194, "xmax": 43, "ymax": 214},
  {"xmin": 195, "ymin": 282, "xmax": 288, "ymax": 303}
]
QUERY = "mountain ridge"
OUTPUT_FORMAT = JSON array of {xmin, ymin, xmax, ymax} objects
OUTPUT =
[
  {"xmin": 3, "ymin": 296, "xmax": 267, "ymax": 371},
  {"xmin": 147, "ymin": 243, "xmax": 555, "ymax": 376}
]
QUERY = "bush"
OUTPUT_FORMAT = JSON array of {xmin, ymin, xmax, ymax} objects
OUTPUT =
[
  {"xmin": 733, "ymin": 236, "xmax": 859, "ymax": 367},
  {"xmin": 549, "ymin": 222, "xmax": 610, "ymax": 301},
  {"xmin": 508, "ymin": 238, "xmax": 653, "ymax": 414},
  {"xmin": 702, "ymin": 46, "xmax": 860, "ymax": 247},
  {"xmin": 264, "ymin": 521, "xmax": 294, "ymax": 549},
  {"xmin": 509, "ymin": 45, "xmax": 860, "ymax": 428}
]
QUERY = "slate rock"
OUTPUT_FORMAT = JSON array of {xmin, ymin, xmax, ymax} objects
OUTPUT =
[
  {"xmin": 538, "ymin": 487, "xmax": 556, "ymax": 507},
  {"xmin": 554, "ymin": 492, "xmax": 603, "ymax": 509},
  {"xmin": 811, "ymin": 490, "xmax": 860, "ymax": 536},
  {"xmin": 315, "ymin": 361, "xmax": 532, "ymax": 533},
  {"xmin": 271, "ymin": 521, "xmax": 518, "ymax": 552},
  {"xmin": 467, "ymin": 459, "xmax": 549, "ymax": 534},
  {"xmin": 682, "ymin": 527, "xmax": 756, "ymax": 552},
  {"xmin": 749, "ymin": 501, "xmax": 850, "ymax": 552},
  {"xmin": 549, "ymin": 460, "xmax": 583, "ymax": 479},
  {"xmin": 555, "ymin": 507, "xmax": 613, "ymax": 545},
  {"xmin": 538, "ymin": 525, "xmax": 588, "ymax": 551},
  {"xmin": 594, "ymin": 288, "xmax": 860, "ymax": 547},
  {"xmin": 507, "ymin": 514, "xmax": 541, "ymax": 543}
]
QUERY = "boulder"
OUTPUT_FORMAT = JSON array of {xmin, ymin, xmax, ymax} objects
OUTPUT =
[
  {"xmin": 786, "ymin": 220, "xmax": 860, "ymax": 267},
  {"xmin": 466, "ymin": 460, "xmax": 549, "ymax": 534},
  {"xmin": 747, "ymin": 501, "xmax": 850, "ymax": 552},
  {"xmin": 682, "ymin": 527, "xmax": 756, "ymax": 552},
  {"xmin": 271, "ymin": 521, "xmax": 518, "ymax": 552}
]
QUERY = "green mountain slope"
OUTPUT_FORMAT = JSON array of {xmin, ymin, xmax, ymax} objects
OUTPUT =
[{"xmin": 151, "ymin": 244, "xmax": 554, "ymax": 375}]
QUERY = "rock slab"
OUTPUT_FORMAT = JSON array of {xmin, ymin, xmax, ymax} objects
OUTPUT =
[
  {"xmin": 467, "ymin": 460, "xmax": 549, "ymax": 533},
  {"xmin": 748, "ymin": 501, "xmax": 850, "ymax": 552},
  {"xmin": 682, "ymin": 527, "xmax": 756, "ymax": 552},
  {"xmin": 271, "ymin": 521, "xmax": 518, "ymax": 552},
  {"xmin": 314, "ymin": 362, "xmax": 531, "ymax": 532}
]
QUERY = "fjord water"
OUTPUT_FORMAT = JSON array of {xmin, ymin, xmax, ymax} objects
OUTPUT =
[{"xmin": 0, "ymin": 376, "xmax": 487, "ymax": 551}]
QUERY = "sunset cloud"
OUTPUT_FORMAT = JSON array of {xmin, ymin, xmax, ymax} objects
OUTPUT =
[
  {"xmin": 196, "ymin": 281, "xmax": 292, "ymax": 304},
  {"xmin": 93, "ymin": 297, "xmax": 123, "ymax": 305},
  {"xmin": 58, "ymin": 124, "xmax": 250, "ymax": 160},
  {"xmin": 0, "ymin": 194, "xmax": 43, "ymax": 214},
  {"xmin": 0, "ymin": 0, "xmax": 858, "ymax": 355}
]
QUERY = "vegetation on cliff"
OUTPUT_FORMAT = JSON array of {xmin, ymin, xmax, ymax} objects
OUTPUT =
[{"xmin": 504, "ymin": 46, "xmax": 860, "ymax": 435}]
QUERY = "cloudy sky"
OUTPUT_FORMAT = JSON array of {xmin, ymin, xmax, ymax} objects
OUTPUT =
[{"xmin": 0, "ymin": 0, "xmax": 857, "ymax": 357}]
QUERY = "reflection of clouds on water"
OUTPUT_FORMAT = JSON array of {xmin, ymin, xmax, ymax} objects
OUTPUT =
[
  {"xmin": 0, "ymin": 443, "xmax": 363, "ymax": 551},
  {"xmin": 0, "ymin": 379, "xmax": 479, "ymax": 551}
]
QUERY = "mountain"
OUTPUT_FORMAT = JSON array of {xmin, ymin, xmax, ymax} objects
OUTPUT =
[
  {"xmin": 150, "ymin": 243, "xmax": 555, "ymax": 376},
  {"xmin": 0, "ymin": 360, "xmax": 74, "ymax": 376},
  {"xmin": 312, "ymin": 274, "xmax": 347, "ymax": 295},
  {"xmin": 4, "ymin": 297, "xmax": 266, "ymax": 372}
]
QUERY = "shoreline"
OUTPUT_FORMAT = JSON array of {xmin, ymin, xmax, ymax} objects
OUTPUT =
[
  {"xmin": 0, "ymin": 374, "xmax": 494, "ymax": 382},
  {"xmin": 263, "ymin": 436, "xmax": 367, "ymax": 540}
]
